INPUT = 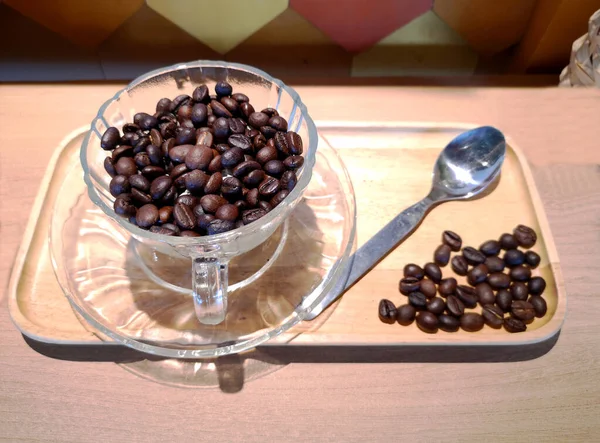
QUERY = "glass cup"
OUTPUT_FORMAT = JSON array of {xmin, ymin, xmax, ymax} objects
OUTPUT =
[{"xmin": 81, "ymin": 61, "xmax": 318, "ymax": 326}]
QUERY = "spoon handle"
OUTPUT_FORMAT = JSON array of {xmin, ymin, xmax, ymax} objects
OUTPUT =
[{"xmin": 305, "ymin": 195, "xmax": 435, "ymax": 320}]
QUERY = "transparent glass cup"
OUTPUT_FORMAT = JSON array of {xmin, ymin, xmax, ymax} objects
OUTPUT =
[{"xmin": 81, "ymin": 61, "xmax": 318, "ymax": 326}]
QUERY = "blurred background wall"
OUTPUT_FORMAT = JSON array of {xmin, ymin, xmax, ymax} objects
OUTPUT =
[{"xmin": 1, "ymin": 0, "xmax": 599, "ymax": 83}]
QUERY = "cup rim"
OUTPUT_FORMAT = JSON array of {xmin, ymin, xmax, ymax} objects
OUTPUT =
[{"xmin": 81, "ymin": 60, "xmax": 318, "ymax": 246}]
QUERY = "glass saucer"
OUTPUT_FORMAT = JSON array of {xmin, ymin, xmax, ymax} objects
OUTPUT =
[{"xmin": 49, "ymin": 135, "xmax": 356, "ymax": 358}]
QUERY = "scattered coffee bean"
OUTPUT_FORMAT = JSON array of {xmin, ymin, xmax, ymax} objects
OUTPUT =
[
  {"xmin": 438, "ymin": 314, "xmax": 460, "ymax": 332},
  {"xmin": 510, "ymin": 265, "xmax": 531, "ymax": 282},
  {"xmin": 524, "ymin": 250, "xmax": 541, "ymax": 268},
  {"xmin": 399, "ymin": 277, "xmax": 421, "ymax": 295},
  {"xmin": 434, "ymin": 244, "xmax": 451, "ymax": 266},
  {"xmin": 158, "ymin": 206, "xmax": 173, "ymax": 224},
  {"xmin": 513, "ymin": 224, "xmax": 537, "ymax": 248},
  {"xmin": 475, "ymin": 283, "xmax": 495, "ymax": 306},
  {"xmin": 110, "ymin": 175, "xmax": 130, "ymax": 197},
  {"xmin": 484, "ymin": 255, "xmax": 505, "ymax": 273},
  {"xmin": 511, "ymin": 300, "xmax": 535, "ymax": 322},
  {"xmin": 114, "ymin": 195, "xmax": 136, "ymax": 217},
  {"xmin": 438, "ymin": 277, "xmax": 457, "ymax": 297},
  {"xmin": 488, "ymin": 272, "xmax": 511, "ymax": 289},
  {"xmin": 408, "ymin": 292, "xmax": 428, "ymax": 309},
  {"xmin": 424, "ymin": 262, "xmax": 442, "ymax": 283},
  {"xmin": 396, "ymin": 304, "xmax": 416, "ymax": 326},
  {"xmin": 242, "ymin": 208, "xmax": 267, "ymax": 225},
  {"xmin": 173, "ymin": 202, "xmax": 196, "ymax": 230},
  {"xmin": 529, "ymin": 296, "xmax": 547, "ymax": 318},
  {"xmin": 420, "ymin": 279, "xmax": 437, "ymax": 298},
  {"xmin": 442, "ymin": 230, "xmax": 462, "ymax": 251},
  {"xmin": 207, "ymin": 219, "xmax": 235, "ymax": 235},
  {"xmin": 499, "ymin": 233, "xmax": 519, "ymax": 250},
  {"xmin": 416, "ymin": 311, "xmax": 439, "ymax": 333},
  {"xmin": 504, "ymin": 317, "xmax": 527, "ymax": 333},
  {"xmin": 136, "ymin": 204, "xmax": 159, "ymax": 229},
  {"xmin": 479, "ymin": 240, "xmax": 501, "ymax": 256},
  {"xmin": 503, "ymin": 249, "xmax": 525, "ymax": 267},
  {"xmin": 482, "ymin": 305, "xmax": 504, "ymax": 329},
  {"xmin": 528, "ymin": 277, "xmax": 546, "ymax": 296},
  {"xmin": 495, "ymin": 289, "xmax": 513, "ymax": 312},
  {"xmin": 510, "ymin": 282, "xmax": 529, "ymax": 301},
  {"xmin": 462, "ymin": 246, "xmax": 486, "ymax": 265},
  {"xmin": 456, "ymin": 285, "xmax": 478, "ymax": 308},
  {"xmin": 460, "ymin": 313, "xmax": 484, "ymax": 332},
  {"xmin": 403, "ymin": 264, "xmax": 425, "ymax": 280},
  {"xmin": 101, "ymin": 127, "xmax": 120, "ymax": 150},
  {"xmin": 427, "ymin": 297, "xmax": 446, "ymax": 315},
  {"xmin": 467, "ymin": 264, "xmax": 488, "ymax": 286},
  {"xmin": 446, "ymin": 295, "xmax": 465, "ymax": 317},
  {"xmin": 215, "ymin": 203, "xmax": 239, "ymax": 222},
  {"xmin": 451, "ymin": 255, "xmax": 468, "ymax": 276},
  {"xmin": 378, "ymin": 299, "xmax": 397, "ymax": 324}
]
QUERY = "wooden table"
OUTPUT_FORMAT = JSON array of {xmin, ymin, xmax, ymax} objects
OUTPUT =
[{"xmin": 1, "ymin": 84, "xmax": 599, "ymax": 442}]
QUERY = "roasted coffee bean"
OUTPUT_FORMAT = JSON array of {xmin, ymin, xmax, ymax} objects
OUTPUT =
[
  {"xmin": 510, "ymin": 265, "xmax": 531, "ymax": 282},
  {"xmin": 149, "ymin": 225, "xmax": 176, "ymax": 236},
  {"xmin": 169, "ymin": 164, "xmax": 188, "ymax": 181},
  {"xmin": 446, "ymin": 295, "xmax": 465, "ymax": 317},
  {"xmin": 221, "ymin": 147, "xmax": 244, "ymax": 168},
  {"xmin": 139, "ymin": 113, "xmax": 158, "ymax": 130},
  {"xmin": 101, "ymin": 127, "xmax": 120, "ymax": 150},
  {"xmin": 233, "ymin": 160, "xmax": 261, "ymax": 178},
  {"xmin": 180, "ymin": 230, "xmax": 201, "ymax": 237},
  {"xmin": 286, "ymin": 131, "xmax": 303, "ymax": 155},
  {"xmin": 256, "ymin": 145, "xmax": 278, "ymax": 166},
  {"xmin": 513, "ymin": 224, "xmax": 537, "ymax": 248},
  {"xmin": 175, "ymin": 128, "xmax": 197, "ymax": 146},
  {"xmin": 274, "ymin": 131, "xmax": 290, "ymax": 156},
  {"xmin": 261, "ymin": 107, "xmax": 278, "ymax": 117},
  {"xmin": 503, "ymin": 249, "xmax": 525, "ymax": 267},
  {"xmin": 207, "ymin": 115, "xmax": 217, "ymax": 126},
  {"xmin": 149, "ymin": 176, "xmax": 173, "ymax": 201},
  {"xmin": 240, "ymin": 102, "xmax": 255, "ymax": 120},
  {"xmin": 431, "ymin": 245, "xmax": 450, "ymax": 267},
  {"xmin": 442, "ymin": 230, "xmax": 462, "ymax": 251},
  {"xmin": 136, "ymin": 204, "xmax": 159, "ymax": 229},
  {"xmin": 456, "ymin": 285, "xmax": 478, "ymax": 308},
  {"xmin": 110, "ymin": 175, "xmax": 130, "ymax": 197},
  {"xmin": 451, "ymin": 255, "xmax": 469, "ymax": 276},
  {"xmin": 113, "ymin": 194, "xmax": 136, "ymax": 217},
  {"xmin": 192, "ymin": 85, "xmax": 209, "ymax": 103},
  {"xmin": 169, "ymin": 144, "xmax": 192, "ymax": 164},
  {"xmin": 228, "ymin": 134, "xmax": 253, "ymax": 154},
  {"xmin": 258, "ymin": 176, "xmax": 280, "ymax": 199},
  {"xmin": 104, "ymin": 157, "xmax": 117, "ymax": 177},
  {"xmin": 231, "ymin": 92, "xmax": 249, "ymax": 103},
  {"xmin": 242, "ymin": 208, "xmax": 267, "ymax": 225},
  {"xmin": 499, "ymin": 233, "xmax": 519, "ymax": 250},
  {"xmin": 234, "ymin": 200, "xmax": 248, "ymax": 212},
  {"xmin": 460, "ymin": 313, "xmax": 484, "ymax": 332},
  {"xmin": 438, "ymin": 278, "xmax": 457, "ymax": 297},
  {"xmin": 462, "ymin": 246, "xmax": 486, "ymax": 265},
  {"xmin": 510, "ymin": 282, "xmax": 529, "ymax": 301},
  {"xmin": 131, "ymin": 188, "xmax": 152, "ymax": 206},
  {"xmin": 207, "ymin": 219, "xmax": 235, "ymax": 235},
  {"xmin": 488, "ymin": 272, "xmax": 511, "ymax": 289},
  {"xmin": 246, "ymin": 188, "xmax": 260, "ymax": 207},
  {"xmin": 268, "ymin": 115, "xmax": 288, "ymax": 132},
  {"xmin": 133, "ymin": 136, "xmax": 151, "ymax": 154},
  {"xmin": 396, "ymin": 304, "xmax": 416, "ymax": 326},
  {"xmin": 423, "ymin": 262, "xmax": 442, "ymax": 283},
  {"xmin": 404, "ymin": 264, "xmax": 425, "ymax": 280},
  {"xmin": 399, "ymin": 277, "xmax": 421, "ymax": 295},
  {"xmin": 196, "ymin": 213, "xmax": 216, "ymax": 231},
  {"xmin": 123, "ymin": 122, "xmax": 140, "ymax": 133},
  {"xmin": 185, "ymin": 145, "xmax": 213, "ymax": 171},
  {"xmin": 524, "ymin": 251, "xmax": 541, "ymax": 269},
  {"xmin": 467, "ymin": 264, "xmax": 489, "ymax": 286},
  {"xmin": 201, "ymin": 171, "xmax": 222, "ymax": 195},
  {"xmin": 280, "ymin": 170, "xmax": 297, "ymax": 192},
  {"xmin": 480, "ymin": 240, "xmax": 501, "ymax": 256},
  {"xmin": 378, "ymin": 299, "xmax": 397, "ymax": 324},
  {"xmin": 416, "ymin": 311, "xmax": 438, "ymax": 333},
  {"xmin": 243, "ymin": 169, "xmax": 265, "ymax": 188},
  {"xmin": 115, "ymin": 157, "xmax": 137, "ymax": 176},
  {"xmin": 283, "ymin": 155, "xmax": 304, "ymax": 170},
  {"xmin": 528, "ymin": 277, "xmax": 546, "ymax": 295},
  {"xmin": 215, "ymin": 81, "xmax": 232, "ymax": 97},
  {"xmin": 156, "ymin": 97, "xmax": 172, "ymax": 113},
  {"xmin": 207, "ymin": 155, "xmax": 222, "ymax": 174},
  {"xmin": 485, "ymin": 255, "xmax": 505, "ymax": 273},
  {"xmin": 228, "ymin": 118, "xmax": 246, "ymax": 135},
  {"xmin": 438, "ymin": 314, "xmax": 460, "ymax": 332},
  {"xmin": 504, "ymin": 317, "xmax": 527, "ymax": 333},
  {"xmin": 170, "ymin": 94, "xmax": 191, "ymax": 112},
  {"xmin": 210, "ymin": 100, "xmax": 232, "ymax": 118},
  {"xmin": 177, "ymin": 104, "xmax": 193, "ymax": 122},
  {"xmin": 511, "ymin": 300, "xmax": 535, "ymax": 321},
  {"xmin": 142, "ymin": 166, "xmax": 166, "ymax": 181},
  {"xmin": 482, "ymin": 304, "xmax": 505, "ymax": 329},
  {"xmin": 196, "ymin": 129, "xmax": 214, "ymax": 146},
  {"xmin": 427, "ymin": 297, "xmax": 446, "ymax": 315},
  {"xmin": 529, "ymin": 296, "xmax": 547, "ymax": 317},
  {"xmin": 270, "ymin": 189, "xmax": 289, "ymax": 207},
  {"xmin": 160, "ymin": 121, "xmax": 177, "ymax": 139},
  {"xmin": 112, "ymin": 145, "xmax": 134, "ymax": 161},
  {"xmin": 220, "ymin": 97, "xmax": 239, "ymax": 115},
  {"xmin": 252, "ymin": 133, "xmax": 266, "ymax": 151},
  {"xmin": 162, "ymin": 138, "xmax": 175, "ymax": 158},
  {"xmin": 264, "ymin": 160, "xmax": 285, "ymax": 177},
  {"xmin": 200, "ymin": 194, "xmax": 228, "ymax": 214},
  {"xmin": 221, "ymin": 176, "xmax": 243, "ymax": 201},
  {"xmin": 173, "ymin": 203, "xmax": 196, "ymax": 230},
  {"xmin": 476, "ymin": 283, "xmax": 495, "ymax": 306},
  {"xmin": 212, "ymin": 117, "xmax": 230, "ymax": 139},
  {"xmin": 248, "ymin": 111, "xmax": 269, "ymax": 128},
  {"xmin": 158, "ymin": 206, "xmax": 173, "ymax": 224},
  {"xmin": 162, "ymin": 222, "xmax": 180, "ymax": 235},
  {"xmin": 190, "ymin": 103, "xmax": 208, "ymax": 127},
  {"xmin": 215, "ymin": 203, "xmax": 239, "ymax": 222},
  {"xmin": 192, "ymin": 203, "xmax": 204, "ymax": 218},
  {"xmin": 408, "ymin": 292, "xmax": 428, "ymax": 309},
  {"xmin": 175, "ymin": 194, "xmax": 198, "ymax": 208},
  {"xmin": 420, "ymin": 278, "xmax": 437, "ymax": 299},
  {"xmin": 149, "ymin": 128, "xmax": 163, "ymax": 147},
  {"xmin": 158, "ymin": 185, "xmax": 176, "ymax": 206},
  {"xmin": 258, "ymin": 199, "xmax": 273, "ymax": 213},
  {"xmin": 121, "ymin": 132, "xmax": 139, "ymax": 146},
  {"xmin": 495, "ymin": 289, "xmax": 513, "ymax": 312}
]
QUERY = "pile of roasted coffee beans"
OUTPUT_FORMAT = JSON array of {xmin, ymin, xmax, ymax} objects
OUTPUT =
[
  {"xmin": 99, "ymin": 81, "xmax": 304, "ymax": 237},
  {"xmin": 378, "ymin": 225, "xmax": 548, "ymax": 333}
]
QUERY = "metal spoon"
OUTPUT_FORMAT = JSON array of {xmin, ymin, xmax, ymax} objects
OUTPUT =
[{"xmin": 305, "ymin": 126, "xmax": 506, "ymax": 320}]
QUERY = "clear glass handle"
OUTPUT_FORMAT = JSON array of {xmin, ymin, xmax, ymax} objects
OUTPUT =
[{"xmin": 192, "ymin": 254, "xmax": 228, "ymax": 325}]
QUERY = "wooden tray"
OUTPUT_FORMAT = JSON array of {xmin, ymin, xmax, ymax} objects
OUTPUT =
[{"xmin": 7, "ymin": 122, "xmax": 566, "ymax": 348}]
